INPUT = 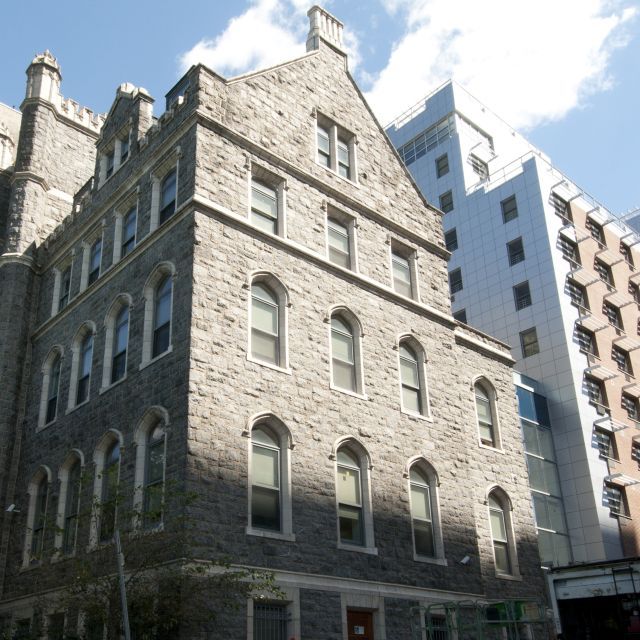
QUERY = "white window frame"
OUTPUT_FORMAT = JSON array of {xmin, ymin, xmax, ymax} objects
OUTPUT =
[
  {"xmin": 244, "ymin": 413, "xmax": 295, "ymax": 541},
  {"xmin": 315, "ymin": 113, "xmax": 358, "ymax": 183},
  {"xmin": 22, "ymin": 466, "xmax": 51, "ymax": 567},
  {"xmin": 133, "ymin": 406, "xmax": 170, "ymax": 531},
  {"xmin": 486, "ymin": 487, "xmax": 520, "ymax": 578},
  {"xmin": 326, "ymin": 208, "xmax": 358, "ymax": 271},
  {"xmin": 405, "ymin": 457, "xmax": 446, "ymax": 564},
  {"xmin": 101, "ymin": 294, "xmax": 132, "ymax": 391},
  {"xmin": 90, "ymin": 430, "xmax": 124, "ymax": 548},
  {"xmin": 51, "ymin": 254, "xmax": 75, "ymax": 316},
  {"xmin": 113, "ymin": 190, "xmax": 139, "ymax": 264},
  {"xmin": 332, "ymin": 437, "xmax": 377, "ymax": 554},
  {"xmin": 246, "ymin": 271, "xmax": 291, "ymax": 373},
  {"xmin": 80, "ymin": 223, "xmax": 106, "ymax": 292},
  {"xmin": 396, "ymin": 336, "xmax": 431, "ymax": 419},
  {"xmin": 54, "ymin": 450, "xmax": 84, "ymax": 558},
  {"xmin": 150, "ymin": 146, "xmax": 181, "ymax": 232},
  {"xmin": 37, "ymin": 346, "xmax": 64, "ymax": 430},
  {"xmin": 140, "ymin": 262, "xmax": 176, "ymax": 368},
  {"xmin": 327, "ymin": 306, "xmax": 366, "ymax": 398},
  {"xmin": 67, "ymin": 321, "xmax": 97, "ymax": 411},
  {"xmin": 248, "ymin": 165, "xmax": 287, "ymax": 238},
  {"xmin": 389, "ymin": 239, "xmax": 419, "ymax": 301},
  {"xmin": 473, "ymin": 377, "xmax": 502, "ymax": 450}
]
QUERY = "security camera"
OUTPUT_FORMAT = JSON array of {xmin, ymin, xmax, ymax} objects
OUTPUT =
[
  {"xmin": 459, "ymin": 555, "xmax": 470, "ymax": 565},
  {"xmin": 6, "ymin": 504, "xmax": 20, "ymax": 513}
]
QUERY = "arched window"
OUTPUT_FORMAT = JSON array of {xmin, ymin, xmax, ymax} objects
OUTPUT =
[
  {"xmin": 409, "ymin": 467, "xmax": 434, "ymax": 557},
  {"xmin": 334, "ymin": 440, "xmax": 374, "ymax": 550},
  {"xmin": 112, "ymin": 306, "xmax": 129, "ymax": 383},
  {"xmin": 407, "ymin": 459, "xmax": 444, "ymax": 562},
  {"xmin": 251, "ymin": 426, "xmax": 281, "ymax": 531},
  {"xmin": 62, "ymin": 458, "xmax": 82, "ymax": 555},
  {"xmin": 337, "ymin": 448, "xmax": 363, "ymax": 545},
  {"xmin": 330, "ymin": 311, "xmax": 363, "ymax": 394},
  {"xmin": 159, "ymin": 169, "xmax": 177, "ymax": 224},
  {"xmin": 143, "ymin": 424, "xmax": 166, "ymax": 529},
  {"xmin": 153, "ymin": 275, "xmax": 172, "ymax": 358},
  {"xmin": 76, "ymin": 334, "xmax": 93, "ymax": 405},
  {"xmin": 102, "ymin": 295, "xmax": 132, "ymax": 389},
  {"xmin": 99, "ymin": 441, "xmax": 120, "ymax": 542},
  {"xmin": 246, "ymin": 413, "xmax": 293, "ymax": 539},
  {"xmin": 46, "ymin": 354, "xmax": 62, "ymax": 424},
  {"xmin": 475, "ymin": 380, "xmax": 498, "ymax": 447},
  {"xmin": 488, "ymin": 489, "xmax": 518, "ymax": 576},
  {"xmin": 30, "ymin": 476, "xmax": 48, "ymax": 563},
  {"xmin": 251, "ymin": 283, "xmax": 279, "ymax": 365},
  {"xmin": 398, "ymin": 339, "xmax": 430, "ymax": 416}
]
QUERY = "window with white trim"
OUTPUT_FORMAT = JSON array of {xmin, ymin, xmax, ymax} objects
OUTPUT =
[
  {"xmin": 141, "ymin": 264, "xmax": 175, "ymax": 366},
  {"xmin": 330, "ymin": 313, "xmax": 364, "ymax": 394},
  {"xmin": 398, "ymin": 339, "xmax": 430, "ymax": 417},
  {"xmin": 488, "ymin": 491, "xmax": 514, "ymax": 575},
  {"xmin": 26, "ymin": 472, "xmax": 49, "ymax": 565},
  {"xmin": 316, "ymin": 116, "xmax": 356, "ymax": 181},
  {"xmin": 391, "ymin": 244, "xmax": 417, "ymax": 299},
  {"xmin": 606, "ymin": 483, "xmax": 629, "ymax": 517},
  {"xmin": 59, "ymin": 456, "xmax": 82, "ymax": 555},
  {"xmin": 152, "ymin": 276, "xmax": 172, "ymax": 359},
  {"xmin": 327, "ymin": 214, "xmax": 355, "ymax": 270},
  {"xmin": 39, "ymin": 348, "xmax": 63, "ymax": 428},
  {"xmin": 143, "ymin": 423, "xmax": 166, "ymax": 529},
  {"xmin": 52, "ymin": 259, "xmax": 73, "ymax": 316},
  {"xmin": 150, "ymin": 152, "xmax": 181, "ymax": 232},
  {"xmin": 475, "ymin": 379, "xmax": 499, "ymax": 447},
  {"xmin": 99, "ymin": 440, "xmax": 120, "ymax": 543},
  {"xmin": 159, "ymin": 169, "xmax": 177, "ymax": 225},
  {"xmin": 251, "ymin": 283, "xmax": 280, "ymax": 365},
  {"xmin": 595, "ymin": 428, "xmax": 618, "ymax": 460},
  {"xmin": 80, "ymin": 229, "xmax": 104, "ymax": 291},
  {"xmin": 336, "ymin": 447, "xmax": 366, "ymax": 546},
  {"xmin": 251, "ymin": 179, "xmax": 278, "ymax": 234},
  {"xmin": 409, "ymin": 465, "xmax": 436, "ymax": 558},
  {"xmin": 102, "ymin": 296, "xmax": 131, "ymax": 388},
  {"xmin": 68, "ymin": 325, "xmax": 95, "ymax": 409},
  {"xmin": 121, "ymin": 205, "xmax": 137, "ymax": 258}
]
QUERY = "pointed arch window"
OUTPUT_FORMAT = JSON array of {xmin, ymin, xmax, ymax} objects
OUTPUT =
[
  {"xmin": 159, "ymin": 169, "xmax": 177, "ymax": 224},
  {"xmin": 153, "ymin": 276, "xmax": 172, "ymax": 358},
  {"xmin": 475, "ymin": 380, "xmax": 499, "ymax": 448},
  {"xmin": 337, "ymin": 448, "xmax": 363, "ymax": 545},
  {"xmin": 112, "ymin": 307, "xmax": 129, "ymax": 383},
  {"xmin": 62, "ymin": 459, "xmax": 82, "ymax": 555},
  {"xmin": 331, "ymin": 315, "xmax": 361, "ymax": 393},
  {"xmin": 30, "ymin": 477, "xmax": 48, "ymax": 563},
  {"xmin": 409, "ymin": 467, "xmax": 434, "ymax": 557},
  {"xmin": 76, "ymin": 334, "xmax": 93, "ymax": 405},
  {"xmin": 251, "ymin": 283, "xmax": 279, "ymax": 365},
  {"xmin": 143, "ymin": 424, "xmax": 166, "ymax": 529},
  {"xmin": 46, "ymin": 355, "xmax": 62, "ymax": 424},
  {"xmin": 99, "ymin": 441, "xmax": 120, "ymax": 542},
  {"xmin": 399, "ymin": 340, "xmax": 429, "ymax": 416},
  {"xmin": 487, "ymin": 489, "xmax": 519, "ymax": 577},
  {"xmin": 251, "ymin": 426, "xmax": 281, "ymax": 532}
]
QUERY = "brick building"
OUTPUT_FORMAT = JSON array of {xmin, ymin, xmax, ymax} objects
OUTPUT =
[{"xmin": 0, "ymin": 8, "xmax": 546, "ymax": 638}]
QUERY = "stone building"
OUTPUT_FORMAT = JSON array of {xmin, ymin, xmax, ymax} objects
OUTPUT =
[{"xmin": 0, "ymin": 8, "xmax": 546, "ymax": 638}]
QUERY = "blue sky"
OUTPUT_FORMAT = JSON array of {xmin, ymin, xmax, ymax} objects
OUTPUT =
[{"xmin": 2, "ymin": 0, "xmax": 638, "ymax": 215}]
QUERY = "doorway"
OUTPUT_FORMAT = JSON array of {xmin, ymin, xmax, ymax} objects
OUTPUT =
[{"xmin": 347, "ymin": 610, "xmax": 374, "ymax": 640}]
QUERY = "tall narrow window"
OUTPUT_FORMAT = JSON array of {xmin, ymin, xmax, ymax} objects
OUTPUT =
[
  {"xmin": 507, "ymin": 237, "xmax": 525, "ymax": 266},
  {"xmin": 30, "ymin": 477, "xmax": 48, "ymax": 563},
  {"xmin": 449, "ymin": 268, "xmax": 463, "ymax": 294},
  {"xmin": 409, "ymin": 467, "xmax": 434, "ymax": 557},
  {"xmin": 121, "ymin": 206, "xmax": 137, "ymax": 257},
  {"xmin": 105, "ymin": 151, "xmax": 115, "ymax": 179},
  {"xmin": 76, "ymin": 334, "xmax": 93, "ymax": 405},
  {"xmin": 100, "ymin": 441, "xmax": 120, "ymax": 542},
  {"xmin": 399, "ymin": 343, "xmax": 422, "ymax": 414},
  {"xmin": 159, "ymin": 169, "xmax": 177, "ymax": 224},
  {"xmin": 445, "ymin": 228, "xmax": 458, "ymax": 252},
  {"xmin": 251, "ymin": 427, "xmax": 281, "ymax": 532},
  {"xmin": 439, "ymin": 191, "xmax": 453, "ymax": 213},
  {"xmin": 331, "ymin": 316, "xmax": 356, "ymax": 392},
  {"xmin": 251, "ymin": 283, "xmax": 279, "ymax": 365},
  {"xmin": 317, "ymin": 125, "xmax": 331, "ymax": 167},
  {"xmin": 62, "ymin": 461, "xmax": 81, "ymax": 555},
  {"xmin": 143, "ymin": 425, "xmax": 165, "ymax": 528},
  {"xmin": 513, "ymin": 281, "xmax": 532, "ymax": 310},
  {"xmin": 501, "ymin": 195, "xmax": 518, "ymax": 223},
  {"xmin": 46, "ymin": 355, "xmax": 62, "ymax": 424},
  {"xmin": 88, "ymin": 238, "xmax": 102, "ymax": 286},
  {"xmin": 435, "ymin": 154, "xmax": 449, "ymax": 178},
  {"xmin": 111, "ymin": 307, "xmax": 129, "ymax": 384},
  {"xmin": 251, "ymin": 179, "xmax": 278, "ymax": 234},
  {"xmin": 328, "ymin": 217, "xmax": 351, "ymax": 268},
  {"xmin": 337, "ymin": 448, "xmax": 363, "ymax": 546},
  {"xmin": 337, "ymin": 137, "xmax": 350, "ymax": 179},
  {"xmin": 152, "ymin": 276, "xmax": 172, "ymax": 358},
  {"xmin": 392, "ymin": 249, "xmax": 413, "ymax": 298},
  {"xmin": 475, "ymin": 381, "xmax": 497, "ymax": 447},
  {"xmin": 120, "ymin": 136, "xmax": 130, "ymax": 164},
  {"xmin": 59, "ymin": 266, "xmax": 71, "ymax": 311},
  {"xmin": 488, "ymin": 493, "xmax": 511, "ymax": 574}
]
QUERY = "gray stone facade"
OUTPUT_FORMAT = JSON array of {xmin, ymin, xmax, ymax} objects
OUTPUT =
[{"xmin": 0, "ymin": 9, "xmax": 546, "ymax": 639}]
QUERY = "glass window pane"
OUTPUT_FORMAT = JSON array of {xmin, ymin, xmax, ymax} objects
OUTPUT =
[
  {"xmin": 332, "ymin": 359, "xmax": 355, "ymax": 391},
  {"xmin": 414, "ymin": 519, "xmax": 435, "ymax": 556},
  {"xmin": 252, "ymin": 298, "xmax": 278, "ymax": 335},
  {"xmin": 252, "ymin": 183, "xmax": 277, "ymax": 218},
  {"xmin": 148, "ymin": 441, "xmax": 165, "ymax": 483},
  {"xmin": 400, "ymin": 358, "xmax": 419, "ymax": 388},
  {"xmin": 252, "ymin": 486, "xmax": 280, "ymax": 531},
  {"xmin": 402, "ymin": 387, "xmax": 421, "ymax": 413},
  {"xmin": 251, "ymin": 330, "xmax": 278, "ymax": 363},
  {"xmin": 494, "ymin": 542, "xmax": 510, "ymax": 573},
  {"xmin": 490, "ymin": 508, "xmax": 507, "ymax": 541},
  {"xmin": 411, "ymin": 484, "xmax": 431, "ymax": 521},
  {"xmin": 339, "ymin": 504, "xmax": 363, "ymax": 544},
  {"xmin": 253, "ymin": 445, "xmax": 279, "ymax": 488},
  {"xmin": 332, "ymin": 330, "xmax": 354, "ymax": 363},
  {"xmin": 476, "ymin": 397, "xmax": 491, "ymax": 423},
  {"xmin": 161, "ymin": 170, "xmax": 176, "ymax": 209},
  {"xmin": 251, "ymin": 210, "xmax": 277, "ymax": 234},
  {"xmin": 337, "ymin": 465, "xmax": 360, "ymax": 505}
]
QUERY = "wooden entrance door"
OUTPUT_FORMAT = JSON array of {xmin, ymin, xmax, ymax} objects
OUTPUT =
[{"xmin": 347, "ymin": 610, "xmax": 374, "ymax": 640}]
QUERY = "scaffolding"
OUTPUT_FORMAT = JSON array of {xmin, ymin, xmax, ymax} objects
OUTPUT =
[{"xmin": 410, "ymin": 598, "xmax": 552, "ymax": 639}]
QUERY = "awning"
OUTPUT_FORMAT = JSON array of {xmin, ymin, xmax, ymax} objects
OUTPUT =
[
  {"xmin": 594, "ymin": 416, "xmax": 629, "ymax": 432},
  {"xmin": 576, "ymin": 314, "xmax": 609, "ymax": 332},
  {"xmin": 586, "ymin": 365, "xmax": 618, "ymax": 381},
  {"xmin": 613, "ymin": 335, "xmax": 640, "ymax": 352}
]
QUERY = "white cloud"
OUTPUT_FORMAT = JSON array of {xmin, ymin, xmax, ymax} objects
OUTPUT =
[
  {"xmin": 367, "ymin": 0, "xmax": 637, "ymax": 128},
  {"xmin": 179, "ymin": 0, "xmax": 362, "ymax": 79},
  {"xmin": 179, "ymin": 0, "xmax": 308, "ymax": 77}
]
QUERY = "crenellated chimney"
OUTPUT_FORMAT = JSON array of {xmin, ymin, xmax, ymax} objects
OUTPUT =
[{"xmin": 306, "ymin": 5, "xmax": 345, "ymax": 54}]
